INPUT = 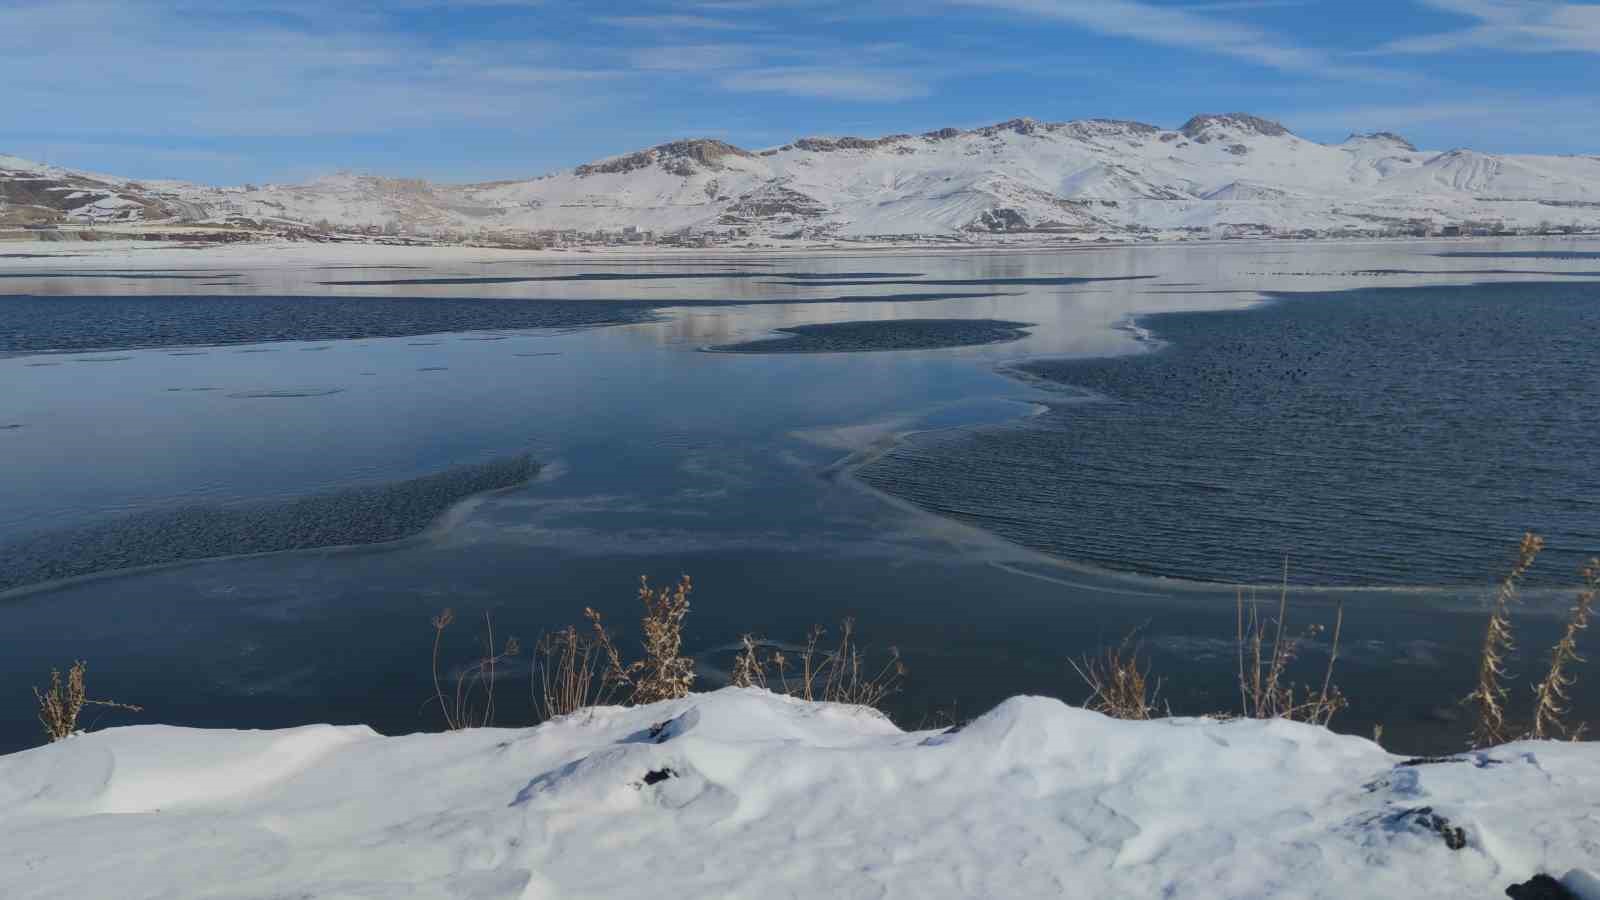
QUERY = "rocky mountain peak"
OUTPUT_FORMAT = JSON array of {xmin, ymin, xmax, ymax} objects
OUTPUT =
[
  {"xmin": 1179, "ymin": 113, "xmax": 1293, "ymax": 141},
  {"xmin": 1345, "ymin": 131, "xmax": 1418, "ymax": 152},
  {"xmin": 574, "ymin": 139, "xmax": 752, "ymax": 178}
]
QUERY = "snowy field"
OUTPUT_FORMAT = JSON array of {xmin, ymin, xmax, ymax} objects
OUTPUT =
[{"xmin": 2, "ymin": 689, "xmax": 1597, "ymax": 899}]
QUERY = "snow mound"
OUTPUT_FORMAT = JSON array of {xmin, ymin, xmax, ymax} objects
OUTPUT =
[{"xmin": 1, "ymin": 688, "xmax": 1597, "ymax": 898}]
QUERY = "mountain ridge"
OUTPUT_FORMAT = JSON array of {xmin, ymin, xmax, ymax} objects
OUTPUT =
[{"xmin": 6, "ymin": 112, "xmax": 1600, "ymax": 242}]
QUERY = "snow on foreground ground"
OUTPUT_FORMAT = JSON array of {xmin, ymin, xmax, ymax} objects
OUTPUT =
[{"xmin": 2, "ymin": 689, "xmax": 1597, "ymax": 899}]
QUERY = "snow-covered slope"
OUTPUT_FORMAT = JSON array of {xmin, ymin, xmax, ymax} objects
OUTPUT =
[
  {"xmin": 3, "ymin": 688, "xmax": 1598, "ymax": 899},
  {"xmin": 7, "ymin": 113, "xmax": 1600, "ymax": 239}
]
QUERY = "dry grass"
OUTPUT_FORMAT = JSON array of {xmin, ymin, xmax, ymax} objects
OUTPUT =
[
  {"xmin": 1465, "ymin": 531, "xmax": 1544, "ymax": 748},
  {"xmin": 429, "ymin": 609, "xmax": 521, "ymax": 731},
  {"xmin": 1529, "ymin": 558, "xmax": 1597, "ymax": 741},
  {"xmin": 528, "ymin": 574, "xmax": 697, "ymax": 720},
  {"xmin": 1071, "ymin": 626, "xmax": 1161, "ymax": 720},
  {"xmin": 627, "ymin": 575, "xmax": 697, "ymax": 705},
  {"xmin": 34, "ymin": 661, "xmax": 142, "ymax": 743},
  {"xmin": 531, "ymin": 608, "xmax": 633, "ymax": 721},
  {"xmin": 730, "ymin": 619, "xmax": 906, "ymax": 710},
  {"xmin": 1234, "ymin": 563, "xmax": 1346, "ymax": 726}
]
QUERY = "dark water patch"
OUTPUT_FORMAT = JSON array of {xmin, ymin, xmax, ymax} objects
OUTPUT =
[
  {"xmin": 417, "ymin": 366, "xmax": 449, "ymax": 372},
  {"xmin": 234, "ymin": 348, "xmax": 281, "ymax": 353},
  {"xmin": 0, "ymin": 253, "xmax": 76, "ymax": 259},
  {"xmin": 318, "ymin": 275, "xmax": 550, "ymax": 286},
  {"xmin": 74, "ymin": 355, "xmax": 132, "ymax": 362},
  {"xmin": 0, "ymin": 294, "xmax": 658, "ymax": 353},
  {"xmin": 317, "ymin": 270, "xmax": 923, "ymax": 286},
  {"xmin": 1140, "ymin": 289, "xmax": 1259, "ymax": 295},
  {"xmin": 168, "ymin": 351, "xmax": 208, "ymax": 356},
  {"xmin": 1436, "ymin": 251, "xmax": 1600, "ymax": 260},
  {"xmin": 858, "ymin": 281, "xmax": 1600, "ymax": 587},
  {"xmin": 0, "ymin": 291, "xmax": 1009, "ymax": 355},
  {"xmin": 769, "ymin": 275, "xmax": 1156, "ymax": 288},
  {"xmin": 227, "ymin": 388, "xmax": 344, "ymax": 399},
  {"xmin": 459, "ymin": 335, "xmax": 509, "ymax": 341},
  {"xmin": 24, "ymin": 361, "xmax": 60, "ymax": 367},
  {"xmin": 514, "ymin": 352, "xmax": 562, "ymax": 357},
  {"xmin": 1258, "ymin": 269, "xmax": 1600, "ymax": 277},
  {"xmin": 0, "ymin": 455, "xmax": 537, "ymax": 594},
  {"xmin": 0, "ymin": 272, "xmax": 239, "ymax": 280},
  {"xmin": 299, "ymin": 346, "xmax": 330, "ymax": 351},
  {"xmin": 714, "ymin": 319, "xmax": 1034, "ymax": 353},
  {"xmin": 408, "ymin": 341, "xmax": 443, "ymax": 346},
  {"xmin": 0, "ymin": 423, "xmax": 21, "ymax": 430}
]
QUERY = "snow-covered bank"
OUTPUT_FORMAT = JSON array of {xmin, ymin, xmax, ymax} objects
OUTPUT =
[{"xmin": 3, "ymin": 689, "xmax": 1596, "ymax": 899}]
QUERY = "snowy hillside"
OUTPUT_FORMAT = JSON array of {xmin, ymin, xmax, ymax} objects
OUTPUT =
[
  {"xmin": 2, "ymin": 688, "xmax": 1598, "ymax": 899},
  {"xmin": 6, "ymin": 113, "xmax": 1600, "ymax": 240}
]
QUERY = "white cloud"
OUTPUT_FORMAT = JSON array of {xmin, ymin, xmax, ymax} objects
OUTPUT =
[
  {"xmin": 946, "ymin": 0, "xmax": 1400, "ymax": 79},
  {"xmin": 1285, "ymin": 94, "xmax": 1600, "ymax": 151},
  {"xmin": 1378, "ymin": 1, "xmax": 1600, "ymax": 54},
  {"xmin": 626, "ymin": 43, "xmax": 764, "ymax": 71},
  {"xmin": 593, "ymin": 14, "xmax": 758, "ymax": 30},
  {"xmin": 720, "ymin": 67, "xmax": 930, "ymax": 101}
]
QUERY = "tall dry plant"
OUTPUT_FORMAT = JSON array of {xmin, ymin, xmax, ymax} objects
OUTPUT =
[
  {"xmin": 429, "ymin": 609, "xmax": 521, "ymax": 731},
  {"xmin": 34, "ymin": 661, "xmax": 142, "ymax": 743},
  {"xmin": 1071, "ymin": 627, "xmax": 1161, "ymax": 720},
  {"xmin": 1466, "ymin": 531, "xmax": 1544, "ymax": 748},
  {"xmin": 730, "ymin": 619, "xmax": 905, "ymax": 709},
  {"xmin": 1235, "ymin": 563, "xmax": 1346, "ymax": 726},
  {"xmin": 1529, "ymin": 557, "xmax": 1597, "ymax": 741},
  {"xmin": 532, "ymin": 609, "xmax": 632, "ymax": 721},
  {"xmin": 626, "ymin": 575, "xmax": 696, "ymax": 705}
]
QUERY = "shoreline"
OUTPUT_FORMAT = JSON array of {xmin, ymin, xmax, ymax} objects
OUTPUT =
[{"xmin": 5, "ymin": 232, "xmax": 1599, "ymax": 270}]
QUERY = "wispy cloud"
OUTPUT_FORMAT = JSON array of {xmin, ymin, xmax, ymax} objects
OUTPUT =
[
  {"xmin": 1285, "ymin": 94, "xmax": 1600, "ymax": 151},
  {"xmin": 594, "ymin": 14, "xmax": 759, "ymax": 30},
  {"xmin": 1376, "ymin": 1, "xmax": 1600, "ymax": 54},
  {"xmin": 626, "ymin": 43, "xmax": 764, "ymax": 71},
  {"xmin": 945, "ymin": 0, "xmax": 1400, "ymax": 79},
  {"xmin": 720, "ymin": 67, "xmax": 931, "ymax": 101}
]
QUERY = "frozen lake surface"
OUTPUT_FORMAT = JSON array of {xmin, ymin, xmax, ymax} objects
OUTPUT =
[{"xmin": 2, "ymin": 238, "xmax": 1599, "ymax": 753}]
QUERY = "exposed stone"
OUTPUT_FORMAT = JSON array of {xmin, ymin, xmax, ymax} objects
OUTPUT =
[{"xmin": 1180, "ymin": 113, "xmax": 1293, "ymax": 140}]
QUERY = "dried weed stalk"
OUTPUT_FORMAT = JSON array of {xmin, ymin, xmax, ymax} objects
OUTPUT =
[
  {"xmin": 1235, "ymin": 562, "xmax": 1346, "ymax": 726},
  {"xmin": 1072, "ymin": 627, "xmax": 1161, "ymax": 720},
  {"xmin": 1529, "ymin": 557, "xmax": 1597, "ymax": 741},
  {"xmin": 34, "ymin": 661, "xmax": 141, "ymax": 743},
  {"xmin": 1466, "ymin": 531, "xmax": 1543, "ymax": 748},
  {"xmin": 429, "ymin": 609, "xmax": 521, "ymax": 731},
  {"xmin": 731, "ymin": 619, "xmax": 905, "ymax": 710}
]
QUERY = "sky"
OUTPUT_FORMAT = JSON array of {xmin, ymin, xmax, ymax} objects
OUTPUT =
[{"xmin": 3, "ymin": 0, "xmax": 1599, "ymax": 184}]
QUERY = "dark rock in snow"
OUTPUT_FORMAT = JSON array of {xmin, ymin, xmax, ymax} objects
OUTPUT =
[{"xmin": 1505, "ymin": 874, "xmax": 1578, "ymax": 900}]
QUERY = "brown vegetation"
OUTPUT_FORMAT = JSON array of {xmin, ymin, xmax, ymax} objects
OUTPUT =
[
  {"xmin": 429, "ymin": 609, "xmax": 521, "ymax": 731},
  {"xmin": 1466, "ymin": 532, "xmax": 1544, "ymax": 748},
  {"xmin": 1235, "ymin": 573, "xmax": 1346, "ymax": 726},
  {"xmin": 730, "ymin": 619, "xmax": 906, "ymax": 709},
  {"xmin": 1070, "ymin": 626, "xmax": 1161, "ymax": 720},
  {"xmin": 34, "ymin": 661, "xmax": 141, "ymax": 743},
  {"xmin": 1530, "ymin": 559, "xmax": 1598, "ymax": 741}
]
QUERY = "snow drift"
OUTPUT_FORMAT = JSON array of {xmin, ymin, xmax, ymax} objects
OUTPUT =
[{"xmin": 2, "ymin": 688, "xmax": 1597, "ymax": 898}]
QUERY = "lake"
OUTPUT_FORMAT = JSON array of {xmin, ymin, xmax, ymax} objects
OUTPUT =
[{"xmin": 3, "ymin": 238, "xmax": 1599, "ymax": 754}]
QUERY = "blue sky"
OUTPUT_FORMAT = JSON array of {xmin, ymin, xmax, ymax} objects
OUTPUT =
[{"xmin": 3, "ymin": 0, "xmax": 1598, "ymax": 183}]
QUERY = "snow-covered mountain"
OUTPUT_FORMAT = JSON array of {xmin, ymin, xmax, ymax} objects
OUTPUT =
[{"xmin": 7, "ymin": 113, "xmax": 1600, "ymax": 240}]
